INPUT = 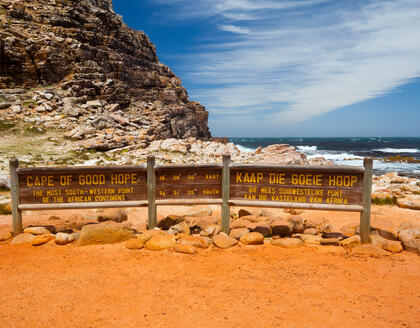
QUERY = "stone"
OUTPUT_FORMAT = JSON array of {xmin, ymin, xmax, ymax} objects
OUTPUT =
[
  {"xmin": 302, "ymin": 235, "xmax": 322, "ymax": 246},
  {"xmin": 322, "ymin": 232, "xmax": 344, "ymax": 240},
  {"xmin": 213, "ymin": 232, "xmax": 238, "ymax": 249},
  {"xmin": 200, "ymin": 224, "xmax": 221, "ymax": 238},
  {"xmin": 10, "ymin": 233, "xmax": 36, "ymax": 245},
  {"xmin": 340, "ymin": 223, "xmax": 358, "ymax": 237},
  {"xmin": 178, "ymin": 235, "xmax": 209, "ymax": 249},
  {"xmin": 185, "ymin": 207, "xmax": 212, "ymax": 217},
  {"xmin": 271, "ymin": 220, "xmax": 293, "ymax": 236},
  {"xmin": 125, "ymin": 238, "xmax": 144, "ymax": 250},
  {"xmin": 55, "ymin": 233, "xmax": 73, "ymax": 245},
  {"xmin": 271, "ymin": 238, "xmax": 303, "ymax": 248},
  {"xmin": 174, "ymin": 244, "xmax": 197, "ymax": 254},
  {"xmin": 137, "ymin": 230, "xmax": 165, "ymax": 244},
  {"xmin": 24, "ymin": 227, "xmax": 52, "ymax": 235},
  {"xmin": 320, "ymin": 238, "xmax": 340, "ymax": 246},
  {"xmin": 32, "ymin": 234, "xmax": 55, "ymax": 246},
  {"xmin": 304, "ymin": 218, "xmax": 332, "ymax": 234},
  {"xmin": 247, "ymin": 222, "xmax": 272, "ymax": 237},
  {"xmin": 229, "ymin": 228, "xmax": 250, "ymax": 240},
  {"xmin": 70, "ymin": 232, "xmax": 81, "ymax": 242},
  {"xmin": 382, "ymin": 240, "xmax": 403, "ymax": 253},
  {"xmin": 239, "ymin": 215, "xmax": 259, "ymax": 223},
  {"xmin": 157, "ymin": 215, "xmax": 184, "ymax": 230},
  {"xmin": 371, "ymin": 219, "xmax": 398, "ymax": 240},
  {"xmin": 97, "ymin": 209, "xmax": 128, "ymax": 223},
  {"xmin": 340, "ymin": 235, "xmax": 361, "ymax": 248},
  {"xmin": 78, "ymin": 222, "xmax": 135, "ymax": 246},
  {"xmin": 0, "ymin": 230, "xmax": 12, "ymax": 242},
  {"xmin": 353, "ymin": 244, "xmax": 389, "ymax": 257},
  {"xmin": 369, "ymin": 235, "xmax": 386, "ymax": 248},
  {"xmin": 145, "ymin": 234, "xmax": 176, "ymax": 251},
  {"xmin": 288, "ymin": 216, "xmax": 305, "ymax": 233},
  {"xmin": 239, "ymin": 232, "xmax": 264, "ymax": 245},
  {"xmin": 238, "ymin": 209, "xmax": 253, "ymax": 218},
  {"xmin": 184, "ymin": 216, "xmax": 218, "ymax": 229},
  {"xmin": 303, "ymin": 228, "xmax": 317, "ymax": 235},
  {"xmin": 230, "ymin": 219, "xmax": 253, "ymax": 229},
  {"xmin": 0, "ymin": 176, "xmax": 11, "ymax": 189},
  {"xmin": 168, "ymin": 221, "xmax": 190, "ymax": 235}
]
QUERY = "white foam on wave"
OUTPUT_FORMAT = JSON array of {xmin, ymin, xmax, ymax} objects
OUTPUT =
[
  {"xmin": 374, "ymin": 148, "xmax": 420, "ymax": 153},
  {"xmin": 296, "ymin": 145, "xmax": 317, "ymax": 152},
  {"xmin": 236, "ymin": 144, "xmax": 257, "ymax": 153}
]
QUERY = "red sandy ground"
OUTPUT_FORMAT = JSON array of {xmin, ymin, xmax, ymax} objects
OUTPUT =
[{"xmin": 0, "ymin": 205, "xmax": 419, "ymax": 328}]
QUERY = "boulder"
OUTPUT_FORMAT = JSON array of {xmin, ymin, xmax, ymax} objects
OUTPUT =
[
  {"xmin": 125, "ymin": 238, "xmax": 144, "ymax": 250},
  {"xmin": 230, "ymin": 219, "xmax": 252, "ymax": 229},
  {"xmin": 157, "ymin": 215, "xmax": 184, "ymax": 230},
  {"xmin": 271, "ymin": 238, "xmax": 303, "ymax": 248},
  {"xmin": 304, "ymin": 218, "xmax": 332, "ymax": 234},
  {"xmin": 340, "ymin": 235, "xmax": 361, "ymax": 248},
  {"xmin": 239, "ymin": 215, "xmax": 259, "ymax": 223},
  {"xmin": 70, "ymin": 231, "xmax": 81, "ymax": 242},
  {"xmin": 239, "ymin": 232, "xmax": 264, "ymax": 245},
  {"xmin": 238, "ymin": 209, "xmax": 253, "ymax": 218},
  {"xmin": 137, "ymin": 230, "xmax": 164, "ymax": 244},
  {"xmin": 229, "ymin": 228, "xmax": 250, "ymax": 240},
  {"xmin": 78, "ymin": 222, "xmax": 135, "ymax": 246},
  {"xmin": 353, "ymin": 244, "xmax": 390, "ymax": 257},
  {"xmin": 145, "ymin": 234, "xmax": 176, "ymax": 251},
  {"xmin": 371, "ymin": 219, "xmax": 398, "ymax": 240},
  {"xmin": 0, "ymin": 230, "xmax": 12, "ymax": 242},
  {"xmin": 302, "ymin": 235, "xmax": 322, "ymax": 246},
  {"xmin": 178, "ymin": 235, "xmax": 209, "ymax": 249},
  {"xmin": 184, "ymin": 207, "xmax": 212, "ymax": 217},
  {"xmin": 382, "ymin": 240, "xmax": 403, "ymax": 253},
  {"xmin": 320, "ymin": 238, "xmax": 340, "ymax": 246},
  {"xmin": 288, "ymin": 216, "xmax": 304, "ymax": 233},
  {"xmin": 55, "ymin": 233, "xmax": 73, "ymax": 245},
  {"xmin": 369, "ymin": 235, "xmax": 386, "ymax": 248},
  {"xmin": 23, "ymin": 227, "xmax": 52, "ymax": 235},
  {"xmin": 303, "ymin": 228, "xmax": 317, "ymax": 235},
  {"xmin": 174, "ymin": 244, "xmax": 197, "ymax": 254},
  {"xmin": 32, "ymin": 234, "xmax": 55, "ymax": 246},
  {"xmin": 200, "ymin": 224, "xmax": 221, "ymax": 238},
  {"xmin": 271, "ymin": 220, "xmax": 293, "ymax": 237},
  {"xmin": 97, "ymin": 209, "xmax": 128, "ymax": 223},
  {"xmin": 213, "ymin": 232, "xmax": 238, "ymax": 249},
  {"xmin": 322, "ymin": 232, "xmax": 345, "ymax": 240},
  {"xmin": 340, "ymin": 223, "xmax": 358, "ymax": 237},
  {"xmin": 167, "ymin": 221, "xmax": 190, "ymax": 235},
  {"xmin": 184, "ymin": 216, "xmax": 218, "ymax": 229},
  {"xmin": 247, "ymin": 222, "xmax": 272, "ymax": 237},
  {"xmin": 10, "ymin": 233, "xmax": 36, "ymax": 245}
]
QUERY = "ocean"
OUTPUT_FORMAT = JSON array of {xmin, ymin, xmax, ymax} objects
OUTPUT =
[{"xmin": 230, "ymin": 137, "xmax": 420, "ymax": 177}]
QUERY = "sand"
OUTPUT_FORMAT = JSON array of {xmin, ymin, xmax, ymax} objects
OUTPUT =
[{"xmin": 0, "ymin": 205, "xmax": 419, "ymax": 327}]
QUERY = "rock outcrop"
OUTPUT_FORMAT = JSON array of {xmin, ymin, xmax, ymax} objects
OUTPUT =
[{"xmin": 0, "ymin": 0, "xmax": 211, "ymax": 146}]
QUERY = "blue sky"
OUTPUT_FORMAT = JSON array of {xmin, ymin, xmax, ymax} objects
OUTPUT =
[{"xmin": 112, "ymin": 0, "xmax": 420, "ymax": 137}]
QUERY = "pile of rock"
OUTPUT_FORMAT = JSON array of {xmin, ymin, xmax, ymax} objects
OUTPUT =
[{"xmin": 372, "ymin": 172, "xmax": 420, "ymax": 210}]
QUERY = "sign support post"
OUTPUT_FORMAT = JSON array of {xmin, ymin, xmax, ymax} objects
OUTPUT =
[
  {"xmin": 147, "ymin": 156, "xmax": 157, "ymax": 229},
  {"xmin": 9, "ymin": 158, "xmax": 23, "ymax": 235},
  {"xmin": 360, "ymin": 157, "xmax": 373, "ymax": 243},
  {"xmin": 221, "ymin": 154, "xmax": 231, "ymax": 234}
]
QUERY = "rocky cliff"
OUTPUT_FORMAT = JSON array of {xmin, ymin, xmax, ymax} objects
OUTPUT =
[{"xmin": 0, "ymin": 0, "xmax": 211, "ymax": 149}]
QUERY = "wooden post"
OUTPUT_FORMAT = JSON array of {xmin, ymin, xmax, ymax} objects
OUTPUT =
[
  {"xmin": 9, "ymin": 158, "xmax": 23, "ymax": 235},
  {"xmin": 221, "ymin": 154, "xmax": 231, "ymax": 234},
  {"xmin": 360, "ymin": 157, "xmax": 373, "ymax": 244},
  {"xmin": 147, "ymin": 156, "xmax": 157, "ymax": 229}
]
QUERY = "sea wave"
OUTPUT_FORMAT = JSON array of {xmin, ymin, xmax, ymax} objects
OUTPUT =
[
  {"xmin": 296, "ymin": 145, "xmax": 317, "ymax": 152},
  {"xmin": 373, "ymin": 148, "xmax": 420, "ymax": 153},
  {"xmin": 236, "ymin": 145, "xmax": 257, "ymax": 153}
]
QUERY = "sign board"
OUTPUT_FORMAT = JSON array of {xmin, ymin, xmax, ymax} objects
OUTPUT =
[
  {"xmin": 155, "ymin": 165, "xmax": 222, "ymax": 200},
  {"xmin": 230, "ymin": 166, "xmax": 364, "ymax": 206},
  {"xmin": 17, "ymin": 166, "xmax": 147, "ymax": 205}
]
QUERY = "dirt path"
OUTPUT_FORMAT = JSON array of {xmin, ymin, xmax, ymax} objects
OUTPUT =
[{"xmin": 0, "ymin": 242, "xmax": 419, "ymax": 328}]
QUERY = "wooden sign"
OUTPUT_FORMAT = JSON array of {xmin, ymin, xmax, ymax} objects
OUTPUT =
[
  {"xmin": 230, "ymin": 165, "xmax": 364, "ymax": 207},
  {"xmin": 155, "ymin": 165, "xmax": 222, "ymax": 200},
  {"xmin": 17, "ymin": 166, "xmax": 147, "ymax": 205}
]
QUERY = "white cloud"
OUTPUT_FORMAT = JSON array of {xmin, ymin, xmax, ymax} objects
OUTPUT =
[{"xmin": 151, "ymin": 0, "xmax": 420, "ymax": 131}]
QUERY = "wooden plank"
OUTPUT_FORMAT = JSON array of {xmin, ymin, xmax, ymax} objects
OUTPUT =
[
  {"xmin": 230, "ymin": 163, "xmax": 365, "ymax": 173},
  {"xmin": 156, "ymin": 199, "xmax": 223, "ymax": 206},
  {"xmin": 18, "ymin": 168, "xmax": 147, "ymax": 205},
  {"xmin": 228, "ymin": 200, "xmax": 364, "ymax": 212},
  {"xmin": 17, "ymin": 164, "xmax": 146, "ymax": 173},
  {"xmin": 9, "ymin": 158, "xmax": 23, "ymax": 235},
  {"xmin": 147, "ymin": 156, "xmax": 157, "ymax": 229},
  {"xmin": 18, "ymin": 201, "xmax": 148, "ymax": 211},
  {"xmin": 360, "ymin": 158, "xmax": 373, "ymax": 243},
  {"xmin": 230, "ymin": 167, "xmax": 363, "ymax": 207},
  {"xmin": 221, "ymin": 154, "xmax": 231, "ymax": 234},
  {"xmin": 155, "ymin": 164, "xmax": 223, "ymax": 169}
]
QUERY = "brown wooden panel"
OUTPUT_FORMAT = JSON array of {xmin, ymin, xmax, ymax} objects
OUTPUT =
[
  {"xmin": 18, "ymin": 167, "xmax": 147, "ymax": 205},
  {"xmin": 156, "ymin": 166, "xmax": 222, "ymax": 200},
  {"xmin": 230, "ymin": 167, "xmax": 364, "ymax": 206}
]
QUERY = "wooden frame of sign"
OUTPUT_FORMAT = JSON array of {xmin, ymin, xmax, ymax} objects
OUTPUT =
[{"xmin": 9, "ymin": 155, "xmax": 373, "ymax": 243}]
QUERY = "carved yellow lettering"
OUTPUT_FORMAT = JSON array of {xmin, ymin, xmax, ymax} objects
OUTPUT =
[
  {"xmin": 236, "ymin": 173, "xmax": 242, "ymax": 183},
  {"xmin": 27, "ymin": 176, "xmax": 33, "ymax": 186}
]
